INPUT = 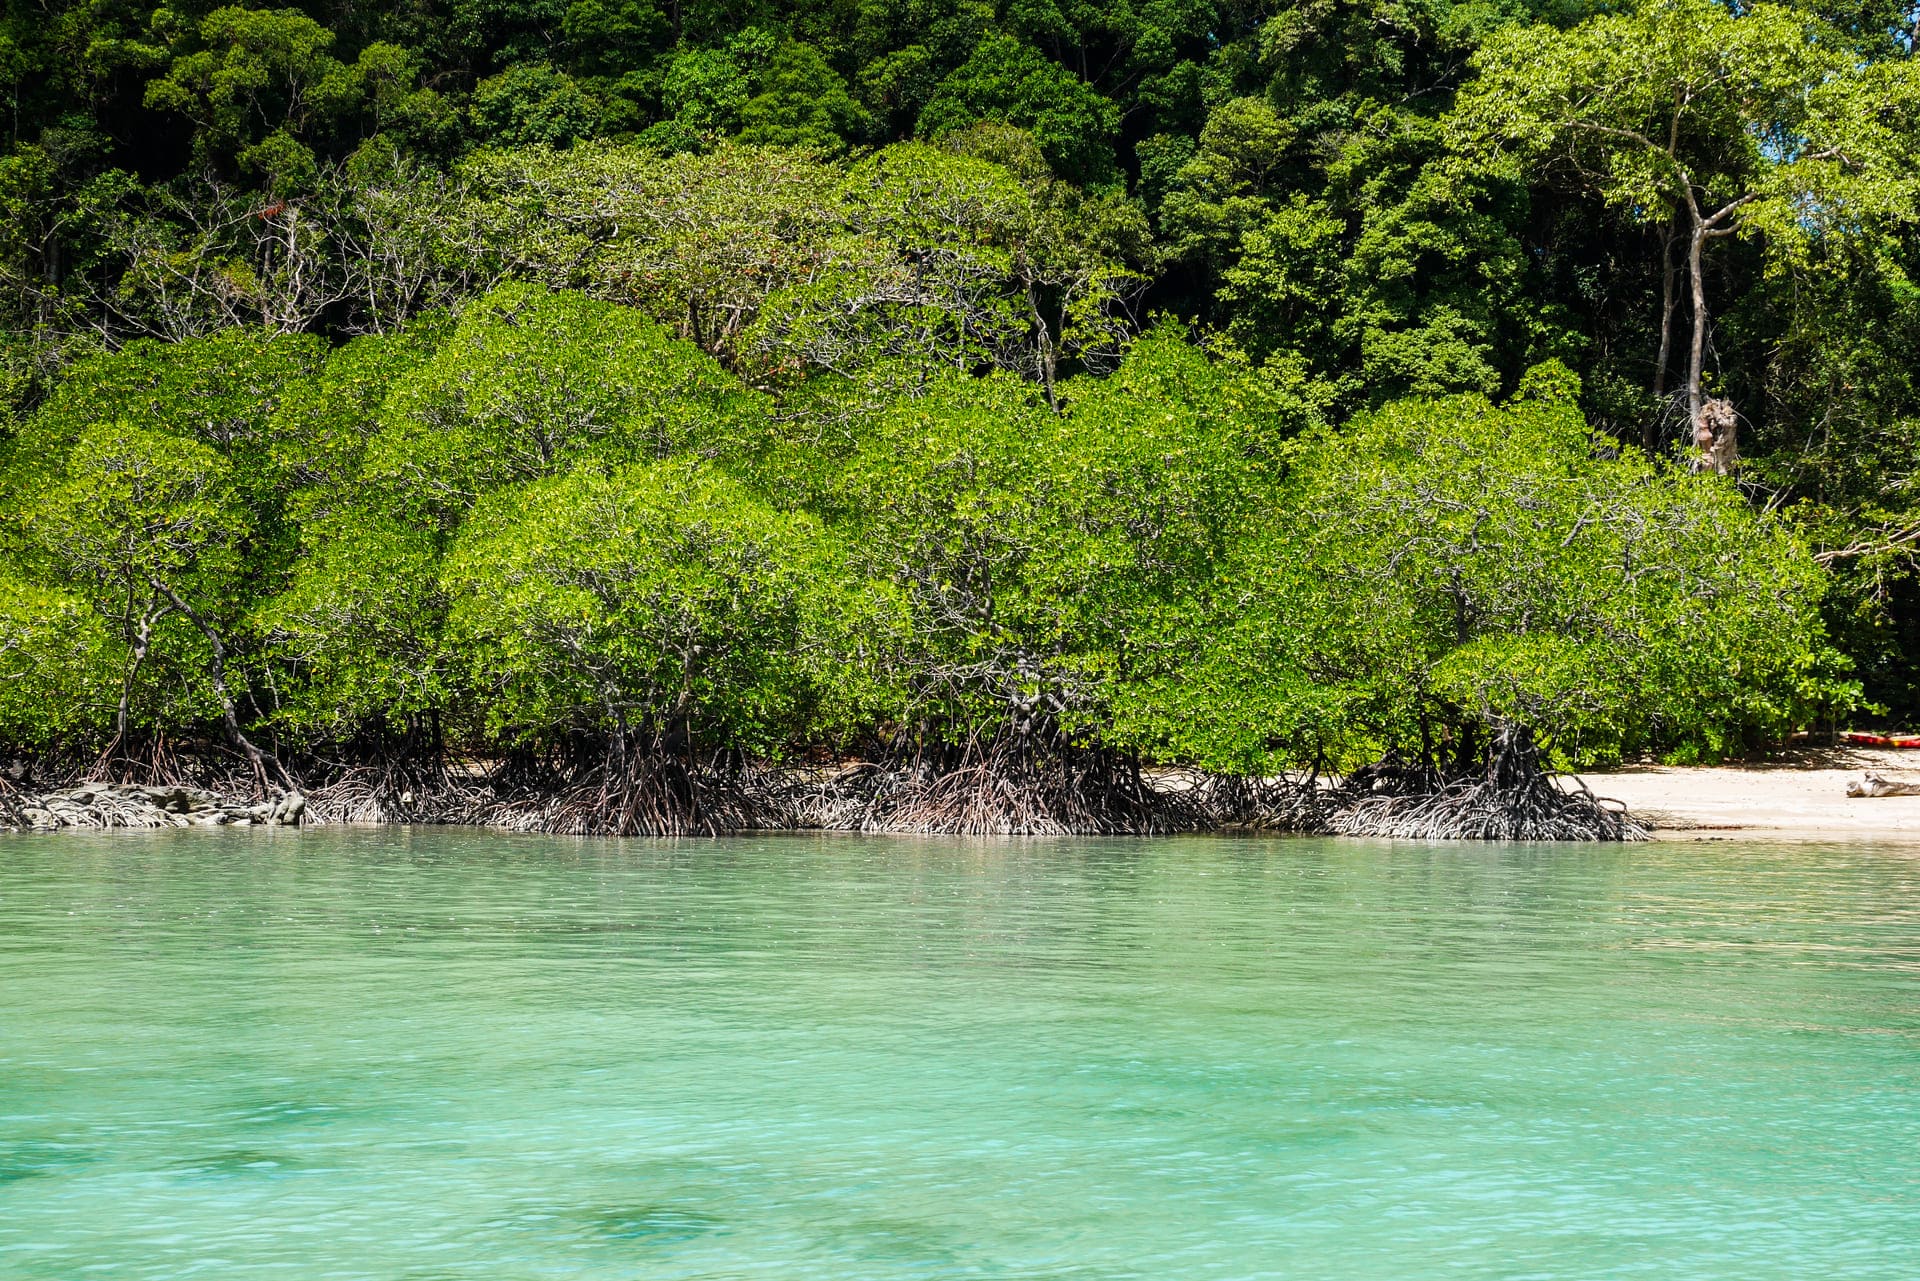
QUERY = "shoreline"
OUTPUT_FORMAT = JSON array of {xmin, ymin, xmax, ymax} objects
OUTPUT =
[
  {"xmin": 14, "ymin": 753, "xmax": 1920, "ymax": 842},
  {"xmin": 1582, "ymin": 748, "xmax": 1920, "ymax": 841}
]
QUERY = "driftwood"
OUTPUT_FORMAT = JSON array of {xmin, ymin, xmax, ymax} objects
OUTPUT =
[{"xmin": 1846, "ymin": 772, "xmax": 1920, "ymax": 798}]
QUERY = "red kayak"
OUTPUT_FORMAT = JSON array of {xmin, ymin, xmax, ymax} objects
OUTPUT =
[{"xmin": 1840, "ymin": 731, "xmax": 1920, "ymax": 747}]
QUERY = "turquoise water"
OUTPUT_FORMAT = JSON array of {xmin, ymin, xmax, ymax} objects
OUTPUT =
[{"xmin": 1, "ymin": 830, "xmax": 1918, "ymax": 1279}]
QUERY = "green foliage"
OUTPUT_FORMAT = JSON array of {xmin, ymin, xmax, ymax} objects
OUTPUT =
[
  {"xmin": 470, "ymin": 63, "xmax": 597, "ymax": 148},
  {"xmin": 141, "ymin": 8, "xmax": 447, "ymax": 182},
  {"xmin": 1193, "ymin": 377, "xmax": 1856, "ymax": 771},
  {"xmin": 562, "ymin": 0, "xmax": 671, "ymax": 79},
  {"xmin": 1446, "ymin": 0, "xmax": 1920, "ymax": 439},
  {"xmin": 0, "ymin": 277, "xmax": 1853, "ymax": 771},
  {"xmin": 830, "ymin": 335, "xmax": 1266, "ymax": 750},
  {"xmin": 461, "ymin": 140, "xmax": 1145, "ymax": 384},
  {"xmin": 1051, "ymin": 330, "xmax": 1278, "ymax": 746},
  {"xmin": 827, "ymin": 371, "xmax": 1064, "ymax": 735},
  {"xmin": 269, "ymin": 319, "xmax": 451, "ymax": 532},
  {"xmin": 738, "ymin": 42, "xmax": 869, "ymax": 153},
  {"xmin": 1450, "ymin": 0, "xmax": 1920, "ymax": 261},
  {"xmin": 0, "ymin": 571, "xmax": 111, "ymax": 745},
  {"xmin": 31, "ymin": 423, "xmax": 246, "ymax": 603},
  {"xmin": 918, "ymin": 36, "xmax": 1120, "ymax": 185},
  {"xmin": 17, "ymin": 421, "xmax": 253, "ymax": 737},
  {"xmin": 7, "ymin": 0, "xmax": 1919, "ymax": 756},
  {"xmin": 3, "ymin": 328, "xmax": 325, "ymax": 585},
  {"xmin": 443, "ymin": 459, "xmax": 849, "ymax": 754},
  {"xmin": 359, "ymin": 284, "xmax": 770, "ymax": 526},
  {"xmin": 142, "ymin": 6, "xmax": 348, "ymax": 173},
  {"xmin": 651, "ymin": 32, "xmax": 774, "ymax": 142},
  {"xmin": 11, "ymin": 328, "xmax": 326, "ymax": 478},
  {"xmin": 258, "ymin": 515, "xmax": 450, "ymax": 735}
]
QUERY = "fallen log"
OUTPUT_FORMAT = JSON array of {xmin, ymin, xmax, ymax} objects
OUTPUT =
[{"xmin": 1845, "ymin": 772, "xmax": 1920, "ymax": 798}]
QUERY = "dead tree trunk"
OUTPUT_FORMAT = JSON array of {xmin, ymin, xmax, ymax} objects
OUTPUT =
[
  {"xmin": 1019, "ymin": 260, "xmax": 1058, "ymax": 412},
  {"xmin": 1680, "ymin": 187, "xmax": 1754, "ymax": 475}
]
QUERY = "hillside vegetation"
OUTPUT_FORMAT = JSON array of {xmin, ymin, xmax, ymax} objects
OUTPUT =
[{"xmin": 0, "ymin": 0, "xmax": 1912, "ymax": 828}]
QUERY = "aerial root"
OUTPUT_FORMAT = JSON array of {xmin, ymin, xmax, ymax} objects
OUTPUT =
[
  {"xmin": 8, "ymin": 731, "xmax": 1647, "ymax": 840},
  {"xmin": 1325, "ymin": 776, "xmax": 1646, "ymax": 841},
  {"xmin": 803, "ymin": 743, "xmax": 1216, "ymax": 836},
  {"xmin": 1313, "ymin": 727, "xmax": 1647, "ymax": 842},
  {"xmin": 299, "ymin": 753, "xmax": 803, "ymax": 836}
]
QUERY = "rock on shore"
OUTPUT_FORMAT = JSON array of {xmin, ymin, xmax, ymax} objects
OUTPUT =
[{"xmin": 2, "ymin": 783, "xmax": 306, "ymax": 832}]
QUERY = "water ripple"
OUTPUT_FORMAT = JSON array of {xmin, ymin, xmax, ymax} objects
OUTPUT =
[{"xmin": 0, "ymin": 829, "xmax": 1916, "ymax": 1278}]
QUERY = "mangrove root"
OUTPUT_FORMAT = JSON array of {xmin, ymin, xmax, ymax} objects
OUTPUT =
[{"xmin": 1323, "ymin": 728, "xmax": 1646, "ymax": 841}]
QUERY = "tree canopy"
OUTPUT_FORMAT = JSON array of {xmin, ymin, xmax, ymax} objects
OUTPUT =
[{"xmin": 0, "ymin": 0, "xmax": 1914, "ymax": 817}]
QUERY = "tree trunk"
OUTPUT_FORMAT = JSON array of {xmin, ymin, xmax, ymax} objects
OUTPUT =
[
  {"xmin": 1021, "ymin": 268, "xmax": 1058, "ymax": 411},
  {"xmin": 1679, "ymin": 191, "xmax": 1753, "ymax": 474},
  {"xmin": 1685, "ymin": 213, "xmax": 1708, "ymax": 441},
  {"xmin": 101, "ymin": 604, "xmax": 167, "ymax": 772},
  {"xmin": 1646, "ymin": 218, "xmax": 1679, "ymax": 452},
  {"xmin": 1682, "ymin": 213, "xmax": 1739, "ymax": 474},
  {"xmin": 150, "ymin": 580, "xmax": 287, "ymax": 794}
]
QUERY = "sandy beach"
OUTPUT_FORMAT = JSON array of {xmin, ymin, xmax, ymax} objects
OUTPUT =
[{"xmin": 1582, "ymin": 748, "xmax": 1920, "ymax": 840}]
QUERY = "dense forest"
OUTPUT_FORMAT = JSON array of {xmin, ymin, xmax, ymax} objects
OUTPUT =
[{"xmin": 1, "ymin": 0, "xmax": 1915, "ymax": 831}]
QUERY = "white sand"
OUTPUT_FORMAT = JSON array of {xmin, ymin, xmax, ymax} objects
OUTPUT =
[{"xmin": 1580, "ymin": 748, "xmax": 1920, "ymax": 840}]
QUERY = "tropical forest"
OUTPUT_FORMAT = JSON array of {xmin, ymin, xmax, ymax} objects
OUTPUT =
[{"xmin": 2, "ymin": 0, "xmax": 1917, "ymax": 835}]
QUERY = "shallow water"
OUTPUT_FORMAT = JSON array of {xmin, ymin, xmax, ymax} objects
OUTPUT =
[{"xmin": 1, "ymin": 828, "xmax": 1917, "ymax": 1279}]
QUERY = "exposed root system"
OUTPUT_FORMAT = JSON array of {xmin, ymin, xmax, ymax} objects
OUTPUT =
[
  {"xmin": 302, "ymin": 753, "xmax": 803, "ymax": 836},
  {"xmin": 808, "ymin": 739, "xmax": 1213, "ymax": 836},
  {"xmin": 6, "ymin": 723, "xmax": 1647, "ymax": 840},
  {"xmin": 1323, "ymin": 727, "xmax": 1646, "ymax": 842},
  {"xmin": 1327, "ymin": 776, "xmax": 1643, "ymax": 841},
  {"xmin": 1203, "ymin": 772, "xmax": 1338, "ymax": 832}
]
